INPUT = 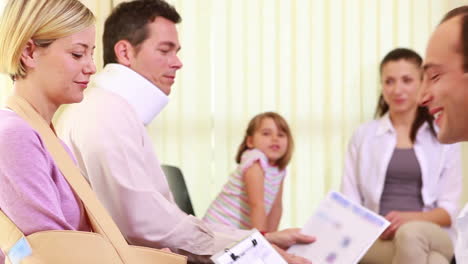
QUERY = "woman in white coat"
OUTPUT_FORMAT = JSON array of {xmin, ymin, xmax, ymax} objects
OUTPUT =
[{"xmin": 341, "ymin": 48, "xmax": 461, "ymax": 264}]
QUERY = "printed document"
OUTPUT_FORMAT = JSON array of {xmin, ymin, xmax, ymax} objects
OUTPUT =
[{"xmin": 288, "ymin": 191, "xmax": 390, "ymax": 264}]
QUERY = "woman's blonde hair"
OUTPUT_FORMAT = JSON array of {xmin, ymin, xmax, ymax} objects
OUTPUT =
[
  {"xmin": 236, "ymin": 112, "xmax": 294, "ymax": 170},
  {"xmin": 0, "ymin": 0, "xmax": 95, "ymax": 80}
]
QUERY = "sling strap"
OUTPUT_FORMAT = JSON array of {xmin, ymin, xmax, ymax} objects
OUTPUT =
[{"xmin": 5, "ymin": 95, "xmax": 135, "ymax": 262}]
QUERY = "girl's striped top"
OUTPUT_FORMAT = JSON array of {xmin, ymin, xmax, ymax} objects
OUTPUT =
[{"xmin": 203, "ymin": 148, "xmax": 286, "ymax": 229}]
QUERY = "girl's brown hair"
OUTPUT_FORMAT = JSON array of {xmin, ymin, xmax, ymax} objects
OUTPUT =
[{"xmin": 235, "ymin": 112, "xmax": 294, "ymax": 170}]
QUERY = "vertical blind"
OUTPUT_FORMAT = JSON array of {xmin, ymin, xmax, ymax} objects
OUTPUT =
[{"xmin": 0, "ymin": 0, "xmax": 467, "ymax": 229}]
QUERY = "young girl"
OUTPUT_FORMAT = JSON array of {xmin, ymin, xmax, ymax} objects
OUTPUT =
[{"xmin": 204, "ymin": 112, "xmax": 294, "ymax": 232}]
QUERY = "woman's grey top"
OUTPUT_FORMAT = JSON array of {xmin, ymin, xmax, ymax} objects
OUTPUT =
[{"xmin": 379, "ymin": 148, "xmax": 424, "ymax": 216}]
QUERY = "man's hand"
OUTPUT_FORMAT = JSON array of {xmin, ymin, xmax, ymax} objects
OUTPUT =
[
  {"xmin": 271, "ymin": 244, "xmax": 312, "ymax": 264},
  {"xmin": 380, "ymin": 211, "xmax": 419, "ymax": 240},
  {"xmin": 265, "ymin": 227, "xmax": 316, "ymax": 263},
  {"xmin": 265, "ymin": 228, "xmax": 316, "ymax": 249}
]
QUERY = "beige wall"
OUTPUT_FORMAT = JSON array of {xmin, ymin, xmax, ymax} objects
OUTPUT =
[{"xmin": 1, "ymin": 0, "xmax": 467, "ymax": 229}]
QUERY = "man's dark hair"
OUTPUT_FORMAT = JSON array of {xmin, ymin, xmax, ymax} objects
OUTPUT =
[
  {"xmin": 103, "ymin": 0, "xmax": 181, "ymax": 65},
  {"xmin": 375, "ymin": 48, "xmax": 436, "ymax": 143},
  {"xmin": 440, "ymin": 6, "xmax": 468, "ymax": 72}
]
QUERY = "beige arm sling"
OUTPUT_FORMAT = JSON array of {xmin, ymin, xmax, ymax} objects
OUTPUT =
[{"xmin": 0, "ymin": 95, "xmax": 186, "ymax": 264}]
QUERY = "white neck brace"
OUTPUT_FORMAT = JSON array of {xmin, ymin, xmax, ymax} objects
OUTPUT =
[{"xmin": 93, "ymin": 63, "xmax": 169, "ymax": 125}]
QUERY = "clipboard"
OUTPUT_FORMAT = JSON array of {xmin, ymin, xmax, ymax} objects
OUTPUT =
[{"xmin": 211, "ymin": 230, "xmax": 287, "ymax": 264}]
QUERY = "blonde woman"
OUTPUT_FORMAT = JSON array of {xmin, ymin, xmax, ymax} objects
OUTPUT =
[{"xmin": 0, "ymin": 0, "xmax": 96, "ymax": 261}]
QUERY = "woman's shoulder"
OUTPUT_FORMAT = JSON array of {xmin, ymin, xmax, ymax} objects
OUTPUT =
[
  {"xmin": 0, "ymin": 110, "xmax": 37, "ymax": 137},
  {"xmin": 0, "ymin": 110, "xmax": 44, "ymax": 150},
  {"xmin": 344, "ymin": 118, "xmax": 390, "ymax": 153},
  {"xmin": 356, "ymin": 118, "xmax": 381, "ymax": 132},
  {"xmin": 349, "ymin": 119, "xmax": 381, "ymax": 140},
  {"xmin": 416, "ymin": 126, "xmax": 461, "ymax": 152}
]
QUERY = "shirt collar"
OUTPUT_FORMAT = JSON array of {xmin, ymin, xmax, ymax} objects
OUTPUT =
[
  {"xmin": 92, "ymin": 63, "xmax": 169, "ymax": 125},
  {"xmin": 376, "ymin": 112, "xmax": 432, "ymax": 138},
  {"xmin": 376, "ymin": 113, "xmax": 394, "ymax": 136}
]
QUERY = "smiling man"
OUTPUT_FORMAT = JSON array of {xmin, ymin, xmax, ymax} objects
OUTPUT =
[
  {"xmin": 420, "ymin": 6, "xmax": 468, "ymax": 144},
  {"xmin": 56, "ymin": 0, "xmax": 315, "ymax": 263},
  {"xmin": 419, "ymin": 5, "xmax": 468, "ymax": 263}
]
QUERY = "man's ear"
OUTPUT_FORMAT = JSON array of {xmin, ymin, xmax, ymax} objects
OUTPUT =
[
  {"xmin": 114, "ymin": 40, "xmax": 135, "ymax": 67},
  {"xmin": 20, "ymin": 40, "xmax": 38, "ymax": 69}
]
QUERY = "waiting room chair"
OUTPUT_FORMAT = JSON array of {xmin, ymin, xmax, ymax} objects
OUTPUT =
[{"xmin": 161, "ymin": 164, "xmax": 196, "ymax": 216}]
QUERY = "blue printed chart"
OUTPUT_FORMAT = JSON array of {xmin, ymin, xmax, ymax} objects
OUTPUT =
[{"xmin": 288, "ymin": 191, "xmax": 390, "ymax": 264}]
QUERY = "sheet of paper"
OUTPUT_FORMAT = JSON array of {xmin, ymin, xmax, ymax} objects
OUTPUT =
[
  {"xmin": 288, "ymin": 191, "xmax": 390, "ymax": 264},
  {"xmin": 211, "ymin": 230, "xmax": 287, "ymax": 264}
]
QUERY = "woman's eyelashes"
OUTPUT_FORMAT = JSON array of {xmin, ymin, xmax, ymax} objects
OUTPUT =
[{"xmin": 71, "ymin": 52, "xmax": 83, "ymax": 59}]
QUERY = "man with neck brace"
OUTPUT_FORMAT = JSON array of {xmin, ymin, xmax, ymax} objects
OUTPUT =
[{"xmin": 56, "ymin": 0, "xmax": 314, "ymax": 263}]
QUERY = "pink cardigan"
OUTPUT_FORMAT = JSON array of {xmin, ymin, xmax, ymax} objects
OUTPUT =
[{"xmin": 0, "ymin": 110, "xmax": 91, "ymax": 262}]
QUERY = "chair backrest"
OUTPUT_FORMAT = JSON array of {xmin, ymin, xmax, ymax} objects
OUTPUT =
[{"xmin": 161, "ymin": 165, "xmax": 196, "ymax": 216}]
